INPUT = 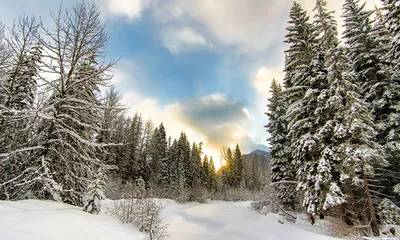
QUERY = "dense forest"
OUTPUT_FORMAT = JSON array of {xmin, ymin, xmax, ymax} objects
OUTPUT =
[{"xmin": 266, "ymin": 0, "xmax": 399, "ymax": 236}]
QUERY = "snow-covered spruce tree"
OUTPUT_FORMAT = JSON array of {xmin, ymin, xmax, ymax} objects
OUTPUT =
[
  {"xmin": 157, "ymin": 123, "xmax": 168, "ymax": 188},
  {"xmin": 250, "ymin": 154, "xmax": 259, "ymax": 192},
  {"xmin": 342, "ymin": 0, "xmax": 377, "ymax": 81},
  {"xmin": 320, "ymin": 4, "xmax": 389, "ymax": 229},
  {"xmin": 382, "ymin": 0, "xmax": 400, "ymax": 69},
  {"xmin": 168, "ymin": 139, "xmax": 179, "ymax": 197},
  {"xmin": 288, "ymin": 53, "xmax": 338, "ymax": 217},
  {"xmin": 208, "ymin": 157, "xmax": 217, "ymax": 192},
  {"xmin": 121, "ymin": 113, "xmax": 143, "ymax": 181},
  {"xmin": 0, "ymin": 22, "xmax": 10, "ymax": 79},
  {"xmin": 137, "ymin": 119, "xmax": 154, "ymax": 183},
  {"xmin": 283, "ymin": 1, "xmax": 317, "ymax": 103},
  {"xmin": 149, "ymin": 126, "xmax": 160, "ymax": 185},
  {"xmin": 381, "ymin": 0, "xmax": 400, "ymax": 179},
  {"xmin": 377, "ymin": 198, "xmax": 400, "ymax": 226},
  {"xmin": 30, "ymin": 2, "xmax": 115, "ymax": 206},
  {"xmin": 304, "ymin": 0, "xmax": 349, "ymax": 216},
  {"xmin": 284, "ymin": 2, "xmax": 337, "ymax": 217},
  {"xmin": 221, "ymin": 147, "xmax": 233, "ymax": 187},
  {"xmin": 167, "ymin": 138, "xmax": 188, "ymax": 202},
  {"xmin": 371, "ymin": 6, "xmax": 391, "ymax": 61},
  {"xmin": 201, "ymin": 154, "xmax": 217, "ymax": 192},
  {"xmin": 281, "ymin": 2, "xmax": 317, "ymax": 211},
  {"xmin": 284, "ymin": 0, "xmax": 317, "ymax": 124},
  {"xmin": 165, "ymin": 138, "xmax": 175, "ymax": 189},
  {"xmin": 83, "ymin": 167, "xmax": 107, "ymax": 214},
  {"xmin": 285, "ymin": 1, "xmax": 349, "ymax": 214},
  {"xmin": 195, "ymin": 143, "xmax": 204, "ymax": 187},
  {"xmin": 190, "ymin": 142, "xmax": 202, "ymax": 188},
  {"xmin": 369, "ymin": 3, "xmax": 400, "ymax": 223},
  {"xmin": 227, "ymin": 147, "xmax": 236, "ymax": 187},
  {"xmin": 201, "ymin": 155, "xmax": 209, "ymax": 188},
  {"xmin": 242, "ymin": 156, "xmax": 250, "ymax": 190},
  {"xmin": 111, "ymin": 114, "xmax": 130, "ymax": 177},
  {"xmin": 0, "ymin": 16, "xmax": 44, "ymax": 200},
  {"xmin": 313, "ymin": 0, "xmax": 343, "ymax": 73},
  {"xmin": 119, "ymin": 115, "xmax": 131, "ymax": 178},
  {"xmin": 176, "ymin": 156, "xmax": 187, "ymax": 203},
  {"xmin": 178, "ymin": 132, "xmax": 191, "ymax": 188},
  {"xmin": 232, "ymin": 144, "xmax": 243, "ymax": 188},
  {"xmin": 189, "ymin": 143, "xmax": 197, "ymax": 186},
  {"xmin": 342, "ymin": 0, "xmax": 394, "ymax": 145},
  {"xmin": 306, "ymin": 4, "xmax": 388, "ymax": 225},
  {"xmin": 375, "ymin": 0, "xmax": 400, "ymax": 224},
  {"xmin": 313, "ymin": 0, "xmax": 339, "ymax": 55},
  {"xmin": 188, "ymin": 142, "xmax": 206, "ymax": 201},
  {"xmin": 266, "ymin": 79, "xmax": 296, "ymax": 209},
  {"xmin": 149, "ymin": 123, "xmax": 168, "ymax": 190},
  {"xmin": 331, "ymin": 66, "xmax": 386, "ymax": 235},
  {"xmin": 343, "ymin": 0, "xmax": 400, "ymax": 229}
]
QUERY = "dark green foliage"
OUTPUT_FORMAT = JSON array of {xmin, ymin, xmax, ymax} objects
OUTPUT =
[
  {"xmin": 264, "ymin": 0, "xmax": 400, "ymax": 235},
  {"xmin": 266, "ymin": 79, "xmax": 296, "ymax": 209}
]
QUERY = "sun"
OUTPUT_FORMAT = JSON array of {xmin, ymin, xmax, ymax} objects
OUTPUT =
[{"xmin": 221, "ymin": 159, "xmax": 227, "ymax": 166}]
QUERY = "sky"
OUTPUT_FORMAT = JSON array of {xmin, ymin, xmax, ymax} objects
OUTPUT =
[{"xmin": 0, "ymin": 0, "xmax": 381, "ymax": 168}]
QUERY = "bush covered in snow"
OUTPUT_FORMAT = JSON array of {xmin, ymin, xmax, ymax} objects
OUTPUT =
[
  {"xmin": 110, "ymin": 198, "xmax": 169, "ymax": 240},
  {"xmin": 109, "ymin": 178, "xmax": 169, "ymax": 240}
]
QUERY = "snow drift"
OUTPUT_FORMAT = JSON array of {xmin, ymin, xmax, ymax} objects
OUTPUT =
[{"xmin": 0, "ymin": 199, "xmax": 343, "ymax": 240}]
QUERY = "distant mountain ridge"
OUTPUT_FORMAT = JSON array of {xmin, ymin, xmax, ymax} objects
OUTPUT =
[{"xmin": 242, "ymin": 149, "xmax": 271, "ymax": 168}]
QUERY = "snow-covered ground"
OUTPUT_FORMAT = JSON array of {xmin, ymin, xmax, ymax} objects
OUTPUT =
[
  {"xmin": 0, "ymin": 200, "xmax": 147, "ymax": 240},
  {"xmin": 160, "ymin": 200, "xmax": 342, "ymax": 240},
  {"xmin": 0, "ymin": 199, "xmax": 342, "ymax": 240}
]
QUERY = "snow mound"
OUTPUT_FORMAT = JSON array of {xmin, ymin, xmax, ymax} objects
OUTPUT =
[{"xmin": 0, "ymin": 200, "xmax": 147, "ymax": 240}]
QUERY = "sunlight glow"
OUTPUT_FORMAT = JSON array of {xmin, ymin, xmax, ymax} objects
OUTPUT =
[
  {"xmin": 233, "ymin": 131, "xmax": 244, "ymax": 139},
  {"xmin": 221, "ymin": 159, "xmax": 227, "ymax": 166}
]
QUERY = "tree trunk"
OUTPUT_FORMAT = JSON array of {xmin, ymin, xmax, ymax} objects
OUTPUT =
[
  {"xmin": 309, "ymin": 214, "xmax": 315, "ymax": 225},
  {"xmin": 361, "ymin": 171, "xmax": 379, "ymax": 236}
]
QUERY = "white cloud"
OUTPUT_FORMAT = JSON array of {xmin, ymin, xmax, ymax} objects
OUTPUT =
[
  {"xmin": 250, "ymin": 66, "xmax": 284, "ymax": 125},
  {"xmin": 102, "ymin": 0, "xmax": 291, "ymax": 52},
  {"xmin": 152, "ymin": 0, "xmax": 290, "ymax": 53},
  {"xmin": 106, "ymin": 0, "xmax": 153, "ymax": 20},
  {"xmin": 252, "ymin": 67, "xmax": 284, "ymax": 98},
  {"xmin": 242, "ymin": 108, "xmax": 253, "ymax": 120},
  {"xmin": 161, "ymin": 27, "xmax": 210, "ymax": 54},
  {"xmin": 110, "ymin": 59, "xmax": 148, "ymax": 90},
  {"xmin": 103, "ymin": 0, "xmax": 382, "ymax": 52},
  {"xmin": 245, "ymin": 66, "xmax": 286, "ymax": 150},
  {"xmin": 201, "ymin": 92, "xmax": 229, "ymax": 105}
]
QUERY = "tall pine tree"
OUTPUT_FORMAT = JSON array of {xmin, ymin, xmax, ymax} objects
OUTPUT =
[{"xmin": 266, "ymin": 79, "xmax": 296, "ymax": 209}]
